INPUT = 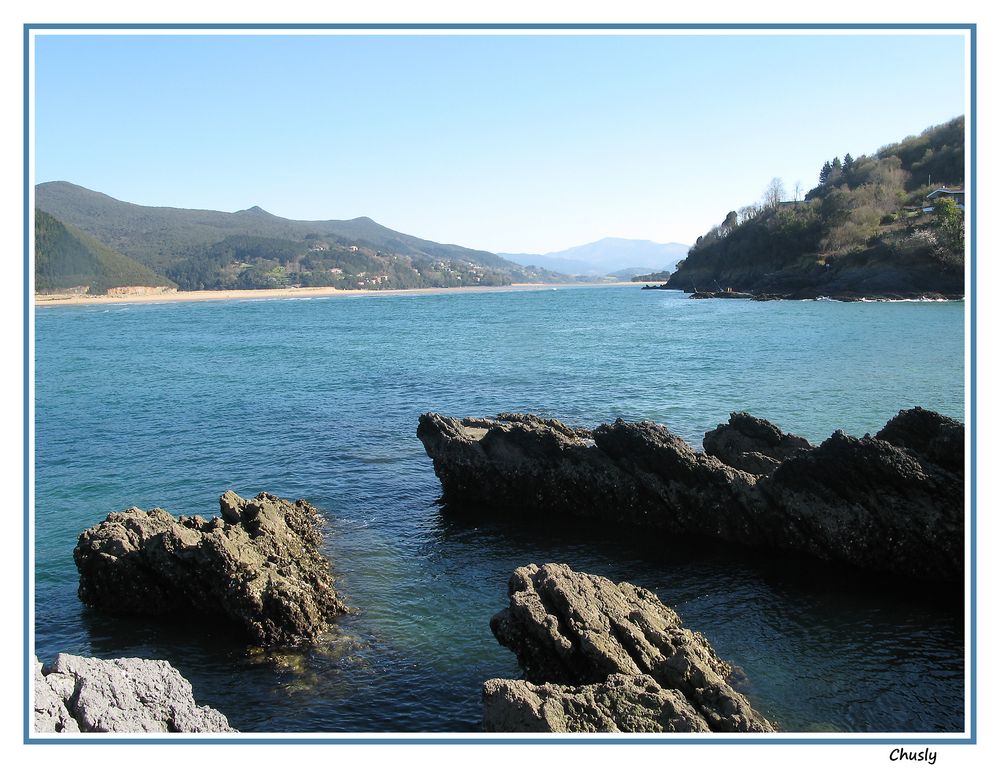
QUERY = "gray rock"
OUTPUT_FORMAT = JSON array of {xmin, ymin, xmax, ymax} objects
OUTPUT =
[
  {"xmin": 482, "ymin": 674, "xmax": 710, "ymax": 733},
  {"xmin": 34, "ymin": 657, "xmax": 79, "ymax": 733},
  {"xmin": 758, "ymin": 430, "xmax": 963, "ymax": 581},
  {"xmin": 418, "ymin": 409, "xmax": 963, "ymax": 581},
  {"xmin": 486, "ymin": 563, "xmax": 774, "ymax": 733},
  {"xmin": 875, "ymin": 406, "xmax": 965, "ymax": 474},
  {"xmin": 703, "ymin": 411, "xmax": 812, "ymax": 475},
  {"xmin": 417, "ymin": 412, "xmax": 758, "ymax": 536},
  {"xmin": 74, "ymin": 491, "xmax": 348, "ymax": 646},
  {"xmin": 34, "ymin": 654, "xmax": 234, "ymax": 733}
]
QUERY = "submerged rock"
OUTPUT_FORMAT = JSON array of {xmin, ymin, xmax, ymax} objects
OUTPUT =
[
  {"xmin": 74, "ymin": 491, "xmax": 348, "ymax": 646},
  {"xmin": 418, "ymin": 409, "xmax": 964, "ymax": 581},
  {"xmin": 483, "ymin": 563, "xmax": 774, "ymax": 733},
  {"xmin": 34, "ymin": 653, "xmax": 234, "ymax": 733}
]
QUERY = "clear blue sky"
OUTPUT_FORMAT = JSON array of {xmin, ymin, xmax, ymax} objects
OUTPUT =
[{"xmin": 33, "ymin": 32, "xmax": 967, "ymax": 253}]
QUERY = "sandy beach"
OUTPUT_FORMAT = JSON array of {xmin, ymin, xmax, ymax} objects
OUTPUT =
[{"xmin": 34, "ymin": 282, "xmax": 639, "ymax": 308}]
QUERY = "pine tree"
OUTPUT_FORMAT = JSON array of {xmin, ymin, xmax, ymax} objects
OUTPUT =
[{"xmin": 819, "ymin": 160, "xmax": 833, "ymax": 184}]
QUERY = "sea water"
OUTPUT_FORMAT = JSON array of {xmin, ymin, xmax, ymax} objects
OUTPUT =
[{"xmin": 33, "ymin": 286, "xmax": 966, "ymax": 733}]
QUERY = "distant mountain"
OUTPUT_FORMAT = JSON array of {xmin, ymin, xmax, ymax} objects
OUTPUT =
[
  {"xmin": 34, "ymin": 181, "xmax": 563, "ymax": 292},
  {"xmin": 500, "ymin": 237, "xmax": 689, "ymax": 277},
  {"xmin": 36, "ymin": 181, "xmax": 515, "ymax": 273},
  {"xmin": 34, "ymin": 209, "xmax": 175, "ymax": 294}
]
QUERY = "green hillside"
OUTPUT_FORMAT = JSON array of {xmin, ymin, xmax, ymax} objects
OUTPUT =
[
  {"xmin": 34, "ymin": 182, "xmax": 560, "ymax": 291},
  {"xmin": 34, "ymin": 209, "xmax": 176, "ymax": 294},
  {"xmin": 667, "ymin": 117, "xmax": 965, "ymax": 298}
]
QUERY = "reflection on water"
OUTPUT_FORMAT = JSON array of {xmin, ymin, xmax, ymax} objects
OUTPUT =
[{"xmin": 34, "ymin": 287, "xmax": 965, "ymax": 732}]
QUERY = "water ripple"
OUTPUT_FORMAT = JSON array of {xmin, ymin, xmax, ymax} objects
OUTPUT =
[{"xmin": 33, "ymin": 287, "xmax": 965, "ymax": 732}]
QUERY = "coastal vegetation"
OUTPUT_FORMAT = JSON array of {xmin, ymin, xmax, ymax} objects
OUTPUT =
[
  {"xmin": 668, "ymin": 117, "xmax": 965, "ymax": 298},
  {"xmin": 34, "ymin": 181, "xmax": 561, "ymax": 295}
]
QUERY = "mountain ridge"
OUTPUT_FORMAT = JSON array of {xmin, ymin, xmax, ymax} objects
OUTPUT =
[
  {"xmin": 35, "ymin": 181, "xmax": 512, "ymax": 273},
  {"xmin": 34, "ymin": 181, "xmax": 571, "ymax": 293},
  {"xmin": 500, "ymin": 237, "xmax": 689, "ymax": 277}
]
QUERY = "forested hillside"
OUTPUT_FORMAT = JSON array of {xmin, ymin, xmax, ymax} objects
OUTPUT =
[
  {"xmin": 35, "ymin": 182, "xmax": 562, "ymax": 293},
  {"xmin": 35, "ymin": 210, "xmax": 175, "ymax": 294},
  {"xmin": 667, "ymin": 117, "xmax": 965, "ymax": 298}
]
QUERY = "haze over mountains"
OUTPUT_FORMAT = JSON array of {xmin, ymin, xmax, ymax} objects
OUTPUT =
[{"xmin": 500, "ymin": 238, "xmax": 690, "ymax": 278}]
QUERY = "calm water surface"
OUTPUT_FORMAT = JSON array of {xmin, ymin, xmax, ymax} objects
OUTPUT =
[{"xmin": 34, "ymin": 286, "xmax": 966, "ymax": 733}]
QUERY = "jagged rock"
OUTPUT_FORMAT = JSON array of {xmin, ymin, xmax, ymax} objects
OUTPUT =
[
  {"xmin": 34, "ymin": 654, "xmax": 234, "ymax": 733},
  {"xmin": 482, "ymin": 674, "xmax": 710, "ymax": 733},
  {"xmin": 34, "ymin": 657, "xmax": 79, "ymax": 733},
  {"xmin": 418, "ymin": 412, "xmax": 758, "ymax": 536},
  {"xmin": 758, "ymin": 430, "xmax": 963, "ymax": 582},
  {"xmin": 875, "ymin": 406, "xmax": 964, "ymax": 474},
  {"xmin": 418, "ymin": 409, "xmax": 964, "ymax": 581},
  {"xmin": 74, "ymin": 491, "xmax": 347, "ymax": 646},
  {"xmin": 485, "ymin": 564, "xmax": 773, "ymax": 733},
  {"xmin": 703, "ymin": 412, "xmax": 813, "ymax": 475}
]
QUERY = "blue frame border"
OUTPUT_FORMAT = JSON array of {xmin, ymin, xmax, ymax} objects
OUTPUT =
[{"xmin": 23, "ymin": 21, "xmax": 977, "ymax": 747}]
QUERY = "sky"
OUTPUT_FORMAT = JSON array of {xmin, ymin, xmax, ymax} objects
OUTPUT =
[{"xmin": 33, "ymin": 31, "xmax": 968, "ymax": 254}]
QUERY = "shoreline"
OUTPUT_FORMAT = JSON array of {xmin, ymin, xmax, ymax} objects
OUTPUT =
[
  {"xmin": 642, "ymin": 285, "xmax": 964, "ymax": 302},
  {"xmin": 34, "ymin": 281, "xmax": 636, "ymax": 308}
]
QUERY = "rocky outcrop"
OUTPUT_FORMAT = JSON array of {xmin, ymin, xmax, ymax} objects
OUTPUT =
[
  {"xmin": 875, "ymin": 406, "xmax": 965, "ymax": 474},
  {"xmin": 483, "ymin": 564, "xmax": 774, "ymax": 733},
  {"xmin": 74, "ymin": 491, "xmax": 348, "ymax": 646},
  {"xmin": 757, "ymin": 429, "xmax": 963, "ymax": 581},
  {"xmin": 418, "ymin": 408, "xmax": 964, "ymax": 581},
  {"xmin": 34, "ymin": 654, "xmax": 234, "ymax": 733},
  {"xmin": 482, "ymin": 675, "xmax": 710, "ymax": 733},
  {"xmin": 703, "ymin": 412, "xmax": 812, "ymax": 475},
  {"xmin": 34, "ymin": 657, "xmax": 79, "ymax": 733}
]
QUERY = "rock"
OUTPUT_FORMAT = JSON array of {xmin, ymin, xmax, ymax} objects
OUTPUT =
[
  {"xmin": 484, "ymin": 564, "xmax": 774, "ymax": 733},
  {"xmin": 417, "ymin": 412, "xmax": 758, "ymax": 536},
  {"xmin": 34, "ymin": 654, "xmax": 234, "ymax": 733},
  {"xmin": 74, "ymin": 491, "xmax": 348, "ymax": 646},
  {"xmin": 758, "ymin": 430, "xmax": 963, "ymax": 582},
  {"xmin": 875, "ymin": 406, "xmax": 964, "ymax": 474},
  {"xmin": 703, "ymin": 412, "xmax": 813, "ymax": 475},
  {"xmin": 418, "ymin": 409, "xmax": 964, "ymax": 581},
  {"xmin": 482, "ymin": 674, "xmax": 710, "ymax": 733},
  {"xmin": 689, "ymin": 290, "xmax": 756, "ymax": 299},
  {"xmin": 34, "ymin": 657, "xmax": 79, "ymax": 733}
]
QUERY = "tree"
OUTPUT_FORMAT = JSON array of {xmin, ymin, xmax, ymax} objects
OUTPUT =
[
  {"xmin": 738, "ymin": 204, "xmax": 761, "ymax": 224},
  {"xmin": 763, "ymin": 177, "xmax": 785, "ymax": 209},
  {"xmin": 819, "ymin": 161, "xmax": 833, "ymax": 184},
  {"xmin": 793, "ymin": 181, "xmax": 803, "ymax": 202},
  {"xmin": 933, "ymin": 196, "xmax": 964, "ymax": 256}
]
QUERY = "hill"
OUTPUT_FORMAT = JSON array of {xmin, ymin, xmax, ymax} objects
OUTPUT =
[
  {"xmin": 501, "ymin": 237, "xmax": 689, "ymax": 277},
  {"xmin": 35, "ymin": 182, "xmax": 561, "ymax": 292},
  {"xmin": 34, "ymin": 209, "xmax": 175, "ymax": 294},
  {"xmin": 666, "ymin": 117, "xmax": 965, "ymax": 299}
]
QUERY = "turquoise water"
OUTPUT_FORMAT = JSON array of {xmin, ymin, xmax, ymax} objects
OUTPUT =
[{"xmin": 34, "ymin": 286, "xmax": 966, "ymax": 733}]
